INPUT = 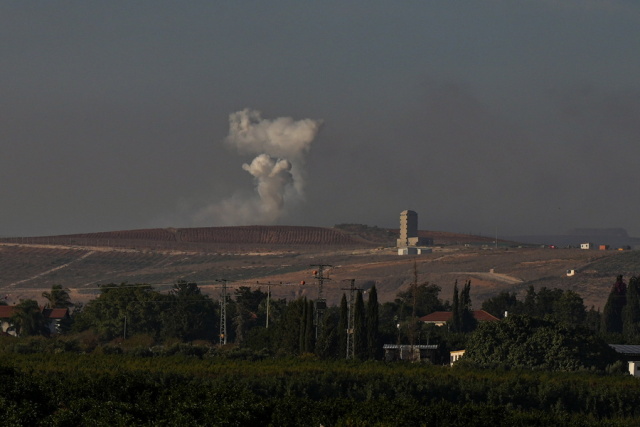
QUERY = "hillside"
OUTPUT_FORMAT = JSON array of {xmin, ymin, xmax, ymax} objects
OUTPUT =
[{"xmin": 0, "ymin": 225, "xmax": 636, "ymax": 309}]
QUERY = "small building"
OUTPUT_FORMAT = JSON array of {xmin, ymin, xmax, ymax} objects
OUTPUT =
[
  {"xmin": 397, "ymin": 247, "xmax": 432, "ymax": 255},
  {"xmin": 450, "ymin": 349, "xmax": 466, "ymax": 366},
  {"xmin": 383, "ymin": 344, "xmax": 438, "ymax": 362},
  {"xmin": 609, "ymin": 345, "xmax": 640, "ymax": 377},
  {"xmin": 41, "ymin": 307, "xmax": 71, "ymax": 335},
  {"xmin": 0, "ymin": 306, "xmax": 16, "ymax": 336},
  {"xmin": 420, "ymin": 310, "xmax": 500, "ymax": 327},
  {"xmin": 580, "ymin": 243, "xmax": 593, "ymax": 250},
  {"xmin": 599, "ymin": 245, "xmax": 610, "ymax": 251},
  {"xmin": 0, "ymin": 305, "xmax": 70, "ymax": 336}
]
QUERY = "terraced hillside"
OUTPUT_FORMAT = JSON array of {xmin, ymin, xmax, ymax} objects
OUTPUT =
[
  {"xmin": 0, "ymin": 226, "xmax": 637, "ymax": 310},
  {"xmin": 0, "ymin": 226, "xmax": 386, "ymax": 251}
]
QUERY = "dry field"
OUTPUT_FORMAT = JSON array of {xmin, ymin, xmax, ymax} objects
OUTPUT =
[{"xmin": 0, "ymin": 225, "xmax": 637, "ymax": 310}]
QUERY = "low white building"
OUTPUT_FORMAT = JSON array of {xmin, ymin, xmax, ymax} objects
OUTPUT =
[
  {"xmin": 397, "ymin": 247, "xmax": 432, "ymax": 255},
  {"xmin": 450, "ymin": 349, "xmax": 465, "ymax": 366},
  {"xmin": 609, "ymin": 345, "xmax": 640, "ymax": 377}
]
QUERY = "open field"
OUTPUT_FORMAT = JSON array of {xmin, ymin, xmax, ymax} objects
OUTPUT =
[{"xmin": 0, "ymin": 225, "xmax": 637, "ymax": 309}]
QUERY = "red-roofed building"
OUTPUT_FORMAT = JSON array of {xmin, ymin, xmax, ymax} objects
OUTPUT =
[
  {"xmin": 0, "ymin": 305, "xmax": 70, "ymax": 336},
  {"xmin": 419, "ymin": 310, "xmax": 500, "ymax": 327}
]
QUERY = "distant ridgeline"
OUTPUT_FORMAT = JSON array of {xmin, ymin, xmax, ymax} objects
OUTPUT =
[
  {"xmin": 0, "ymin": 226, "xmax": 384, "ymax": 249},
  {"xmin": 509, "ymin": 228, "xmax": 640, "ymax": 248},
  {"xmin": 566, "ymin": 228, "xmax": 629, "ymax": 237}
]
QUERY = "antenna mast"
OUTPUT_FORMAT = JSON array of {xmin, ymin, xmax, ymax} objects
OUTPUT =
[{"xmin": 310, "ymin": 264, "xmax": 332, "ymax": 339}]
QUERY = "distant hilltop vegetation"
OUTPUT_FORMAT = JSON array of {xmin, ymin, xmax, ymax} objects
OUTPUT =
[
  {"xmin": 0, "ymin": 224, "xmax": 502, "ymax": 250},
  {"xmin": 1, "ymin": 226, "xmax": 382, "ymax": 250}
]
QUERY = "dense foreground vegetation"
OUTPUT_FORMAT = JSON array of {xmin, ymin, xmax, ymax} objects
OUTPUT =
[{"xmin": 1, "ymin": 352, "xmax": 640, "ymax": 426}]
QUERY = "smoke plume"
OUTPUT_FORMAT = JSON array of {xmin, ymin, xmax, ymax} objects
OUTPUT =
[{"xmin": 195, "ymin": 109, "xmax": 322, "ymax": 225}]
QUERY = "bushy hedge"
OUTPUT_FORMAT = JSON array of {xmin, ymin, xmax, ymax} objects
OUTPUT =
[{"xmin": 1, "ymin": 354, "xmax": 640, "ymax": 425}]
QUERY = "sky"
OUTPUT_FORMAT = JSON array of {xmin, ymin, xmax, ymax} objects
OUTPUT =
[{"xmin": 1, "ymin": 1, "xmax": 639, "ymax": 238}]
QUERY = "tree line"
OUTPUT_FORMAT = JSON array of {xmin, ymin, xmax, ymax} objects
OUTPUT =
[{"xmin": 5, "ymin": 274, "xmax": 638, "ymax": 366}]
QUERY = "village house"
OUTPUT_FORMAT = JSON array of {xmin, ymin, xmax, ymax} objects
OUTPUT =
[
  {"xmin": 610, "ymin": 345, "xmax": 640, "ymax": 377},
  {"xmin": 419, "ymin": 310, "xmax": 500, "ymax": 327},
  {"xmin": 0, "ymin": 305, "xmax": 70, "ymax": 336}
]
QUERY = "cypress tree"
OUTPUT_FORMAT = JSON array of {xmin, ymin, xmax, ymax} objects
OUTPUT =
[
  {"xmin": 623, "ymin": 276, "xmax": 640, "ymax": 341},
  {"xmin": 305, "ymin": 299, "xmax": 315, "ymax": 353},
  {"xmin": 366, "ymin": 285, "xmax": 380, "ymax": 360},
  {"xmin": 299, "ymin": 298, "xmax": 307, "ymax": 353},
  {"xmin": 449, "ymin": 281, "xmax": 461, "ymax": 332},
  {"xmin": 602, "ymin": 275, "xmax": 627, "ymax": 334},
  {"xmin": 523, "ymin": 285, "xmax": 537, "ymax": 316},
  {"xmin": 460, "ymin": 280, "xmax": 477, "ymax": 332},
  {"xmin": 354, "ymin": 290, "xmax": 367, "ymax": 359},
  {"xmin": 337, "ymin": 294, "xmax": 348, "ymax": 358},
  {"xmin": 278, "ymin": 298, "xmax": 304, "ymax": 355},
  {"xmin": 315, "ymin": 309, "xmax": 337, "ymax": 358}
]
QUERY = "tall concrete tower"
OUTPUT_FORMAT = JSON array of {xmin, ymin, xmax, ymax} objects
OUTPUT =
[{"xmin": 397, "ymin": 210, "xmax": 419, "ymax": 247}]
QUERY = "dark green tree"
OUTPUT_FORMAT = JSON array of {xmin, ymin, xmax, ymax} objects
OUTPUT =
[
  {"xmin": 623, "ymin": 276, "xmax": 640, "ymax": 342},
  {"xmin": 584, "ymin": 305, "xmax": 601, "ymax": 333},
  {"xmin": 465, "ymin": 315, "xmax": 617, "ymax": 371},
  {"xmin": 395, "ymin": 283, "xmax": 445, "ymax": 319},
  {"xmin": 72, "ymin": 283, "xmax": 164, "ymax": 341},
  {"xmin": 353, "ymin": 291, "xmax": 367, "ymax": 359},
  {"xmin": 299, "ymin": 298, "xmax": 308, "ymax": 353},
  {"xmin": 337, "ymin": 294, "xmax": 348, "ymax": 358},
  {"xmin": 522, "ymin": 285, "xmax": 537, "ymax": 316},
  {"xmin": 535, "ymin": 287, "xmax": 563, "ymax": 317},
  {"xmin": 378, "ymin": 301, "xmax": 400, "ymax": 344},
  {"xmin": 42, "ymin": 284, "xmax": 73, "ymax": 309},
  {"xmin": 481, "ymin": 291, "xmax": 521, "ymax": 318},
  {"xmin": 315, "ymin": 308, "xmax": 338, "ymax": 358},
  {"xmin": 161, "ymin": 281, "xmax": 217, "ymax": 342},
  {"xmin": 277, "ymin": 298, "xmax": 305, "ymax": 355},
  {"xmin": 601, "ymin": 275, "xmax": 627, "ymax": 335},
  {"xmin": 449, "ymin": 282, "xmax": 462, "ymax": 332},
  {"xmin": 10, "ymin": 299, "xmax": 45, "ymax": 336},
  {"xmin": 552, "ymin": 290, "xmax": 586, "ymax": 326},
  {"xmin": 304, "ymin": 299, "xmax": 315, "ymax": 353},
  {"xmin": 366, "ymin": 285, "xmax": 380, "ymax": 360},
  {"xmin": 460, "ymin": 280, "xmax": 477, "ymax": 332},
  {"xmin": 233, "ymin": 286, "xmax": 267, "ymax": 343}
]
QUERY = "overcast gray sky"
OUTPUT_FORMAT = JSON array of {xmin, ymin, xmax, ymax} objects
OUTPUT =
[{"xmin": 1, "ymin": 1, "xmax": 639, "ymax": 237}]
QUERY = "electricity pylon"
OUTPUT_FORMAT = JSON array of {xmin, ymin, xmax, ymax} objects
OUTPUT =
[
  {"xmin": 310, "ymin": 264, "xmax": 332, "ymax": 339},
  {"xmin": 216, "ymin": 279, "xmax": 228, "ymax": 346},
  {"xmin": 341, "ymin": 279, "xmax": 362, "ymax": 359}
]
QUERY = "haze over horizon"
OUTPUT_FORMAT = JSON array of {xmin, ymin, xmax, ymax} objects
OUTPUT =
[{"xmin": 2, "ymin": 2, "xmax": 639, "ymax": 238}]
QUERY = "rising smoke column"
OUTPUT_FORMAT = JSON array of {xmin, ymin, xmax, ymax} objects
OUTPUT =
[{"xmin": 195, "ymin": 109, "xmax": 322, "ymax": 225}]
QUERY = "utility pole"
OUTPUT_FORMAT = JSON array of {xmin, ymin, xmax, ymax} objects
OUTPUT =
[
  {"xmin": 216, "ymin": 279, "xmax": 228, "ymax": 346},
  {"xmin": 409, "ymin": 260, "xmax": 419, "ymax": 360},
  {"xmin": 255, "ymin": 281, "xmax": 304, "ymax": 328},
  {"xmin": 341, "ymin": 279, "xmax": 362, "ymax": 359},
  {"xmin": 310, "ymin": 264, "xmax": 332, "ymax": 339}
]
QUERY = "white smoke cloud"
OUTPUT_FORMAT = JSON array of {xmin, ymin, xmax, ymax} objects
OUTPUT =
[{"xmin": 194, "ymin": 109, "xmax": 322, "ymax": 225}]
